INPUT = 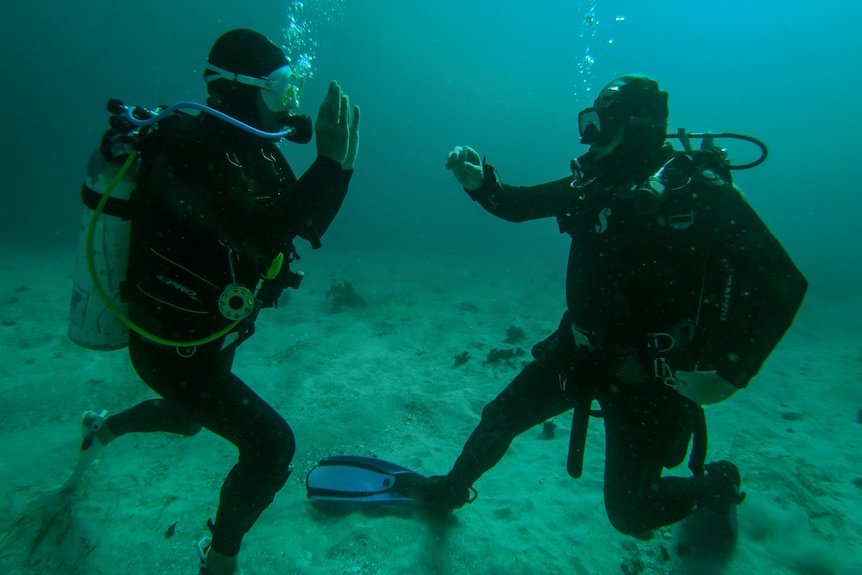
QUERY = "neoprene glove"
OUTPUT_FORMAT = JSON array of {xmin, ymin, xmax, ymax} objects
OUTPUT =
[
  {"xmin": 315, "ymin": 81, "xmax": 355, "ymax": 166},
  {"xmin": 445, "ymin": 145, "xmax": 484, "ymax": 191}
]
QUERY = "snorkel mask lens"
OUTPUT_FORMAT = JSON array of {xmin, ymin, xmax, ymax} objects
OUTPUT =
[
  {"xmin": 259, "ymin": 65, "xmax": 305, "ymax": 112},
  {"xmin": 578, "ymin": 108, "xmax": 602, "ymax": 145}
]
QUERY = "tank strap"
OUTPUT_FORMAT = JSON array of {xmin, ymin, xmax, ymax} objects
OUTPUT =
[{"xmin": 81, "ymin": 183, "xmax": 134, "ymax": 219}]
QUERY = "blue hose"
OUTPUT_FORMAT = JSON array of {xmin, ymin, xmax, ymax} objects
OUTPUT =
[{"xmin": 123, "ymin": 101, "xmax": 292, "ymax": 139}]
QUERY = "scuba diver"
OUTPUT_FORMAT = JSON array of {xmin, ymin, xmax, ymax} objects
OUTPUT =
[
  {"xmin": 429, "ymin": 74, "xmax": 808, "ymax": 534},
  {"xmin": 305, "ymin": 75, "xmax": 806, "ymax": 539},
  {"xmin": 72, "ymin": 29, "xmax": 359, "ymax": 575}
]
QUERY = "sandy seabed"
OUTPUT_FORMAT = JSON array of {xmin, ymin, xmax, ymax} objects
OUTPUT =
[{"xmin": 1, "ymin": 246, "xmax": 860, "ymax": 575}]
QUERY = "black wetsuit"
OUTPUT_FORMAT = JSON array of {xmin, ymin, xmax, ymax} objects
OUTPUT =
[
  {"xmin": 105, "ymin": 113, "xmax": 351, "ymax": 555},
  {"xmin": 446, "ymin": 145, "xmax": 807, "ymax": 533}
]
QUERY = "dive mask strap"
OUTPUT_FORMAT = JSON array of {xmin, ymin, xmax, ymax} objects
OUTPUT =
[
  {"xmin": 205, "ymin": 63, "xmax": 278, "ymax": 91},
  {"xmin": 205, "ymin": 63, "xmax": 304, "ymax": 110}
]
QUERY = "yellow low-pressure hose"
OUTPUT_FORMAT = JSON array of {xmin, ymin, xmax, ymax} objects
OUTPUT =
[{"xmin": 85, "ymin": 151, "xmax": 241, "ymax": 347}]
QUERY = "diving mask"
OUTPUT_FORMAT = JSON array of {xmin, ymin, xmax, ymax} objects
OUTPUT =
[
  {"xmin": 205, "ymin": 63, "xmax": 306, "ymax": 112},
  {"xmin": 578, "ymin": 108, "xmax": 603, "ymax": 145},
  {"xmin": 578, "ymin": 106, "xmax": 667, "ymax": 147}
]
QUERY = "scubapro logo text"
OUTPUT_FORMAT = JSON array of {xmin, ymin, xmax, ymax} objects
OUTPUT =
[{"xmin": 156, "ymin": 275, "xmax": 201, "ymax": 302}]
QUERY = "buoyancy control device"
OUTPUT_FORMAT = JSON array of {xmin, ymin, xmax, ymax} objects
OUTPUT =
[{"xmin": 67, "ymin": 99, "xmax": 312, "ymax": 350}]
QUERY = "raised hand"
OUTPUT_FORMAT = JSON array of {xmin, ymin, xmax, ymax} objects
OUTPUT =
[
  {"xmin": 315, "ymin": 81, "xmax": 352, "ymax": 166},
  {"xmin": 445, "ymin": 145, "xmax": 484, "ymax": 191}
]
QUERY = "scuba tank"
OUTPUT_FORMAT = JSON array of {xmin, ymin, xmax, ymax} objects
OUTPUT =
[
  {"xmin": 68, "ymin": 147, "xmax": 137, "ymax": 350},
  {"xmin": 67, "ymin": 99, "xmax": 312, "ymax": 351}
]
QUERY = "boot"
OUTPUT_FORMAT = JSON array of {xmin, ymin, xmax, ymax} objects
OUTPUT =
[
  {"xmin": 397, "ymin": 474, "xmax": 475, "ymax": 513},
  {"xmin": 62, "ymin": 410, "xmax": 115, "ymax": 491},
  {"xmin": 695, "ymin": 460, "xmax": 746, "ymax": 536},
  {"xmin": 698, "ymin": 460, "xmax": 744, "ymax": 513},
  {"xmin": 197, "ymin": 538, "xmax": 244, "ymax": 575}
]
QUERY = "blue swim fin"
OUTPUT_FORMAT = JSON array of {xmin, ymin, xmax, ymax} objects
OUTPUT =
[{"xmin": 306, "ymin": 455, "xmax": 428, "ymax": 504}]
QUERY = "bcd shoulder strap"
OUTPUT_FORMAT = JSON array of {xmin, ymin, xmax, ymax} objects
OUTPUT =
[
  {"xmin": 135, "ymin": 112, "xmax": 201, "ymax": 163},
  {"xmin": 131, "ymin": 112, "xmax": 205, "ymax": 196},
  {"xmin": 657, "ymin": 148, "xmax": 734, "ymax": 231}
]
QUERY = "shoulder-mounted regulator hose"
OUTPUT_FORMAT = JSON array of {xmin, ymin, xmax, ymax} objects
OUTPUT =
[{"xmin": 667, "ymin": 129, "xmax": 767, "ymax": 170}]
